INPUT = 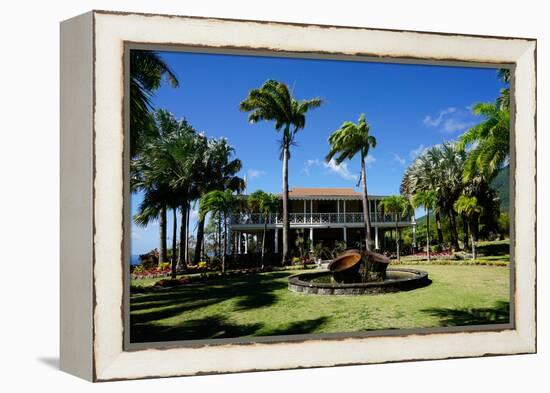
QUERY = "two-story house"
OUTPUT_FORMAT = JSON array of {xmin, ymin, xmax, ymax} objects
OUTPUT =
[{"xmin": 230, "ymin": 187, "xmax": 416, "ymax": 255}]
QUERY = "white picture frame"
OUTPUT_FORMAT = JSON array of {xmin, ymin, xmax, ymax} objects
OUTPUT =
[{"xmin": 60, "ymin": 10, "xmax": 536, "ymax": 381}]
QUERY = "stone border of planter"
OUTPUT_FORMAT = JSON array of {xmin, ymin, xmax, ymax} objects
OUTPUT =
[{"xmin": 288, "ymin": 268, "xmax": 430, "ymax": 295}]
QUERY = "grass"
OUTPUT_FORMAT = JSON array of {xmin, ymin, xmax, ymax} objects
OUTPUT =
[{"xmin": 130, "ymin": 263, "xmax": 510, "ymax": 343}]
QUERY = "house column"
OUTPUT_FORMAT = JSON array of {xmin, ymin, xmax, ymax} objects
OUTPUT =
[
  {"xmin": 274, "ymin": 228, "xmax": 279, "ymax": 253},
  {"xmin": 412, "ymin": 224, "xmax": 417, "ymax": 249},
  {"xmin": 374, "ymin": 198, "xmax": 378, "ymax": 222},
  {"xmin": 244, "ymin": 233, "xmax": 248, "ymax": 254},
  {"xmin": 237, "ymin": 231, "xmax": 242, "ymax": 254},
  {"xmin": 309, "ymin": 228, "xmax": 314, "ymax": 252},
  {"xmin": 343, "ymin": 226, "xmax": 347, "ymax": 245},
  {"xmin": 375, "ymin": 226, "xmax": 379, "ymax": 250},
  {"xmin": 310, "ymin": 200, "xmax": 313, "ymax": 223},
  {"xmin": 337, "ymin": 199, "xmax": 340, "ymax": 222}
]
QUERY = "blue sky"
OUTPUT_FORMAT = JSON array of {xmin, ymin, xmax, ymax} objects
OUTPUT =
[{"xmin": 131, "ymin": 50, "xmax": 505, "ymax": 255}]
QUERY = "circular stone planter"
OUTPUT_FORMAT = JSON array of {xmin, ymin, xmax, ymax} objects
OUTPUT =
[{"xmin": 288, "ymin": 268, "xmax": 430, "ymax": 295}]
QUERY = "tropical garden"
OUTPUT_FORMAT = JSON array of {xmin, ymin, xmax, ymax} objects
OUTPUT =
[{"xmin": 129, "ymin": 50, "xmax": 511, "ymax": 342}]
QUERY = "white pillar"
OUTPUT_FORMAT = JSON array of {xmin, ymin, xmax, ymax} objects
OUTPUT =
[
  {"xmin": 375, "ymin": 226, "xmax": 379, "ymax": 250},
  {"xmin": 237, "ymin": 231, "xmax": 242, "ymax": 254},
  {"xmin": 309, "ymin": 228, "xmax": 314, "ymax": 252},
  {"xmin": 303, "ymin": 200, "xmax": 306, "ymax": 215},
  {"xmin": 374, "ymin": 198, "xmax": 378, "ymax": 221},
  {"xmin": 244, "ymin": 233, "xmax": 248, "ymax": 254},
  {"xmin": 337, "ymin": 199, "xmax": 340, "ymax": 222},
  {"xmin": 343, "ymin": 226, "xmax": 347, "ymax": 244},
  {"xmin": 412, "ymin": 224, "xmax": 417, "ymax": 248},
  {"xmin": 310, "ymin": 199, "xmax": 313, "ymax": 223},
  {"xmin": 274, "ymin": 229, "xmax": 279, "ymax": 253}
]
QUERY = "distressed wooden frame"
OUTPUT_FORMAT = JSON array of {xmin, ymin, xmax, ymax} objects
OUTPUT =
[{"xmin": 60, "ymin": 10, "xmax": 536, "ymax": 381}]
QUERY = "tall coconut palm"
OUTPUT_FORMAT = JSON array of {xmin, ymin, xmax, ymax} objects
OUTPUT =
[
  {"xmin": 133, "ymin": 110, "xmax": 204, "ymax": 275},
  {"xmin": 454, "ymin": 195, "xmax": 483, "ymax": 260},
  {"xmin": 412, "ymin": 190, "xmax": 437, "ymax": 262},
  {"xmin": 379, "ymin": 195, "xmax": 412, "ymax": 261},
  {"xmin": 401, "ymin": 155, "xmax": 445, "ymax": 245},
  {"xmin": 240, "ymin": 80, "xmax": 322, "ymax": 264},
  {"xmin": 458, "ymin": 102, "xmax": 510, "ymax": 181},
  {"xmin": 326, "ymin": 114, "xmax": 377, "ymax": 251},
  {"xmin": 131, "ymin": 109, "xmax": 186, "ymax": 265},
  {"xmin": 249, "ymin": 190, "xmax": 280, "ymax": 268},
  {"xmin": 199, "ymin": 190, "xmax": 237, "ymax": 272},
  {"xmin": 193, "ymin": 138, "xmax": 245, "ymax": 265},
  {"xmin": 130, "ymin": 50, "xmax": 179, "ymax": 157},
  {"xmin": 426, "ymin": 143, "xmax": 466, "ymax": 250}
]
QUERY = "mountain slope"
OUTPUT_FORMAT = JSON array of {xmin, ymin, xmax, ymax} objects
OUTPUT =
[{"xmin": 490, "ymin": 165, "xmax": 510, "ymax": 212}]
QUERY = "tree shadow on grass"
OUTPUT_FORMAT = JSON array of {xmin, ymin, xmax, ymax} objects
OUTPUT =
[
  {"xmin": 130, "ymin": 298, "xmax": 223, "ymax": 325},
  {"xmin": 130, "ymin": 272, "xmax": 293, "ymax": 342},
  {"xmin": 422, "ymin": 301, "xmax": 510, "ymax": 327},
  {"xmin": 131, "ymin": 315, "xmax": 264, "ymax": 343},
  {"xmin": 260, "ymin": 316, "xmax": 329, "ymax": 336}
]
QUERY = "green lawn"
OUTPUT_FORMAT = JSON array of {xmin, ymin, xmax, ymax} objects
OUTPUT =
[{"xmin": 130, "ymin": 264, "xmax": 510, "ymax": 343}]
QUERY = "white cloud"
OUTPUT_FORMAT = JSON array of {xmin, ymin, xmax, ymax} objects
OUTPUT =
[
  {"xmin": 410, "ymin": 144, "xmax": 427, "ymax": 160},
  {"xmin": 441, "ymin": 118, "xmax": 474, "ymax": 133},
  {"xmin": 246, "ymin": 169, "xmax": 266, "ymax": 179},
  {"xmin": 364, "ymin": 155, "xmax": 376, "ymax": 166},
  {"xmin": 323, "ymin": 159, "xmax": 359, "ymax": 181},
  {"xmin": 423, "ymin": 106, "xmax": 474, "ymax": 134},
  {"xmin": 423, "ymin": 107, "xmax": 456, "ymax": 127},
  {"xmin": 301, "ymin": 158, "xmax": 321, "ymax": 176},
  {"xmin": 391, "ymin": 153, "xmax": 406, "ymax": 165}
]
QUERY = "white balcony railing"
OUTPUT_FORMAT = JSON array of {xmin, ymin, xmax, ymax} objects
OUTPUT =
[{"xmin": 231, "ymin": 212, "xmax": 412, "ymax": 225}]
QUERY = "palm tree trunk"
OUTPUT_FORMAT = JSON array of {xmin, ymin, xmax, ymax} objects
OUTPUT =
[
  {"xmin": 261, "ymin": 218, "xmax": 267, "ymax": 269},
  {"xmin": 193, "ymin": 217, "xmax": 205, "ymax": 264},
  {"xmin": 159, "ymin": 205, "xmax": 168, "ymax": 264},
  {"xmin": 471, "ymin": 212, "xmax": 480, "ymax": 242},
  {"xmin": 426, "ymin": 209, "xmax": 431, "ymax": 262},
  {"xmin": 282, "ymin": 142, "xmax": 290, "ymax": 265},
  {"xmin": 360, "ymin": 158, "xmax": 373, "ymax": 251},
  {"xmin": 217, "ymin": 213, "xmax": 222, "ymax": 258},
  {"xmin": 435, "ymin": 211, "xmax": 444, "ymax": 245},
  {"xmin": 222, "ymin": 213, "xmax": 227, "ymax": 273},
  {"xmin": 448, "ymin": 209, "xmax": 460, "ymax": 250},
  {"xmin": 470, "ymin": 225, "xmax": 476, "ymax": 260},
  {"xmin": 171, "ymin": 208, "xmax": 177, "ymax": 279},
  {"xmin": 395, "ymin": 216, "xmax": 400, "ymax": 261},
  {"xmin": 177, "ymin": 202, "xmax": 187, "ymax": 272},
  {"xmin": 185, "ymin": 204, "xmax": 190, "ymax": 262},
  {"xmin": 461, "ymin": 213, "xmax": 469, "ymax": 250}
]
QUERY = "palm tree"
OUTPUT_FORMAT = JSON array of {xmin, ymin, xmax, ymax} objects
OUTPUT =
[
  {"xmin": 240, "ymin": 80, "xmax": 322, "ymax": 264},
  {"xmin": 454, "ymin": 195, "xmax": 483, "ymax": 260},
  {"xmin": 379, "ymin": 195, "xmax": 412, "ymax": 261},
  {"xmin": 401, "ymin": 155, "xmax": 444, "ymax": 245},
  {"xmin": 130, "ymin": 50, "xmax": 179, "ymax": 157},
  {"xmin": 193, "ymin": 138, "xmax": 245, "ymax": 265},
  {"xmin": 496, "ymin": 68, "xmax": 511, "ymax": 111},
  {"xmin": 133, "ymin": 110, "xmax": 205, "ymax": 275},
  {"xmin": 412, "ymin": 190, "xmax": 437, "ymax": 262},
  {"xmin": 326, "ymin": 114, "xmax": 377, "ymax": 251},
  {"xmin": 458, "ymin": 102, "xmax": 510, "ymax": 181},
  {"xmin": 249, "ymin": 190, "xmax": 280, "ymax": 268},
  {"xmin": 427, "ymin": 143, "xmax": 466, "ymax": 250},
  {"xmin": 199, "ymin": 190, "xmax": 237, "ymax": 272}
]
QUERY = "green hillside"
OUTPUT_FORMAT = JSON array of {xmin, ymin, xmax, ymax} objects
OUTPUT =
[
  {"xmin": 411, "ymin": 166, "xmax": 510, "ymax": 226},
  {"xmin": 490, "ymin": 165, "xmax": 510, "ymax": 212}
]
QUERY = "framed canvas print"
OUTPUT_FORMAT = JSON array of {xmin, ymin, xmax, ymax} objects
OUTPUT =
[{"xmin": 60, "ymin": 10, "xmax": 537, "ymax": 381}]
